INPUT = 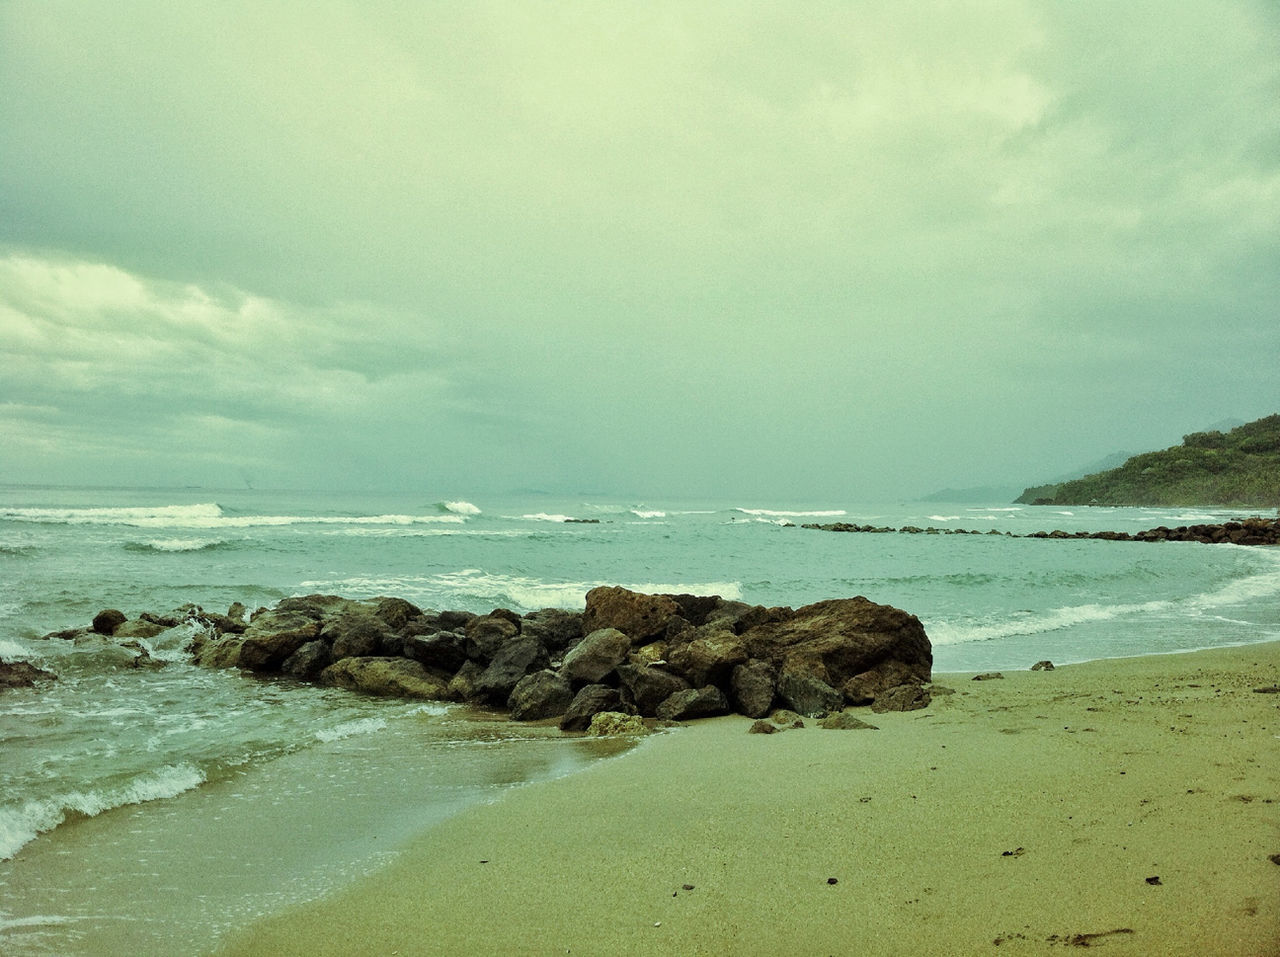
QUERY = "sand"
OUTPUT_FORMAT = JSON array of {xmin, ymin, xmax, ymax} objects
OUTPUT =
[{"xmin": 215, "ymin": 643, "xmax": 1280, "ymax": 957}]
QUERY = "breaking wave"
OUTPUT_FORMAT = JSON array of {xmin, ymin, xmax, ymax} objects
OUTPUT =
[{"xmin": 0, "ymin": 763, "xmax": 206, "ymax": 860}]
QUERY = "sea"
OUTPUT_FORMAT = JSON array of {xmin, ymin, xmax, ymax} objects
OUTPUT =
[{"xmin": 2, "ymin": 485, "xmax": 1279, "ymax": 955}]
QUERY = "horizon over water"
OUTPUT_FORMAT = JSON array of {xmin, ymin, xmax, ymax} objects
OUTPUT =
[{"xmin": 2, "ymin": 483, "xmax": 1279, "ymax": 955}]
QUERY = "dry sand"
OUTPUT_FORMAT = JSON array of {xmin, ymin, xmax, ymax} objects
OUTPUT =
[{"xmin": 216, "ymin": 643, "xmax": 1280, "ymax": 956}]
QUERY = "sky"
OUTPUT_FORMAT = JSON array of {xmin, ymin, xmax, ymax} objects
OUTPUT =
[{"xmin": 1, "ymin": 1, "xmax": 1277, "ymax": 502}]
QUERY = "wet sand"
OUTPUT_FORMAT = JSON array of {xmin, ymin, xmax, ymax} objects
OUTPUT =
[{"xmin": 216, "ymin": 642, "xmax": 1280, "ymax": 956}]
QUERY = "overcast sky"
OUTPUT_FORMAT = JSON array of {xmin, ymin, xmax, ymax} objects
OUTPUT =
[{"xmin": 2, "ymin": 2, "xmax": 1277, "ymax": 501}]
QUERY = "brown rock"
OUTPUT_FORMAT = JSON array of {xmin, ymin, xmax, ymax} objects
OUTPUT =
[
  {"xmin": 655, "ymin": 685, "xmax": 729, "ymax": 721},
  {"xmin": 666, "ymin": 630, "xmax": 748, "ymax": 688},
  {"xmin": 583, "ymin": 586, "xmax": 683, "ymax": 644},
  {"xmin": 742, "ymin": 597, "xmax": 931, "ymax": 692},
  {"xmin": 239, "ymin": 609, "xmax": 323, "ymax": 671},
  {"xmin": 92, "ymin": 609, "xmax": 127, "ymax": 635},
  {"xmin": 730, "ymin": 659, "xmax": 777, "ymax": 718},
  {"xmin": 560, "ymin": 628, "xmax": 631, "ymax": 684},
  {"xmin": 559, "ymin": 684, "xmax": 628, "ymax": 731},
  {"xmin": 508, "ymin": 670, "xmax": 574, "ymax": 721},
  {"xmin": 0, "ymin": 659, "xmax": 57, "ymax": 688},
  {"xmin": 319, "ymin": 657, "xmax": 449, "ymax": 699},
  {"xmin": 616, "ymin": 663, "xmax": 691, "ymax": 716}
]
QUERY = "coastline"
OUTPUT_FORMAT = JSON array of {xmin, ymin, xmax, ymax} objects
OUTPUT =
[{"xmin": 215, "ymin": 641, "xmax": 1280, "ymax": 957}]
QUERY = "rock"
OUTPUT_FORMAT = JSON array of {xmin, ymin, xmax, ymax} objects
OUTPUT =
[
  {"xmin": 560, "ymin": 628, "xmax": 631, "ymax": 684},
  {"xmin": 447, "ymin": 660, "xmax": 484, "ymax": 701},
  {"xmin": 0, "ymin": 659, "xmax": 57, "ymax": 689},
  {"xmin": 730, "ymin": 659, "xmax": 776, "ymax": 718},
  {"xmin": 972, "ymin": 672, "xmax": 1005, "ymax": 681},
  {"xmin": 843, "ymin": 659, "xmax": 930, "ymax": 707},
  {"xmin": 742, "ymin": 596, "xmax": 931, "ymax": 700},
  {"xmin": 436, "ymin": 609, "xmax": 478, "ymax": 631},
  {"xmin": 1031, "ymin": 660, "xmax": 1055, "ymax": 671},
  {"xmin": 239, "ymin": 608, "xmax": 324, "ymax": 671},
  {"xmin": 870, "ymin": 684, "xmax": 932, "ymax": 713},
  {"xmin": 113, "ymin": 619, "xmax": 166, "ymax": 640},
  {"xmin": 190, "ymin": 633, "xmax": 244, "ymax": 668},
  {"xmin": 319, "ymin": 657, "xmax": 449, "ymax": 699},
  {"xmin": 768, "ymin": 709, "xmax": 806, "ymax": 729},
  {"xmin": 402, "ymin": 630, "xmax": 469, "ymax": 674},
  {"xmin": 776, "ymin": 669, "xmax": 843, "ymax": 717},
  {"xmin": 627, "ymin": 641, "xmax": 669, "ymax": 667},
  {"xmin": 655, "ymin": 685, "xmax": 729, "ymax": 721},
  {"xmin": 281, "ymin": 640, "xmax": 331, "ymax": 679},
  {"xmin": 616, "ymin": 663, "xmax": 692, "ymax": 716},
  {"xmin": 464, "ymin": 614, "xmax": 519, "ymax": 664},
  {"xmin": 520, "ymin": 608, "xmax": 584, "ymax": 651},
  {"xmin": 583, "ymin": 586, "xmax": 683, "ymax": 644},
  {"xmin": 92, "ymin": 609, "xmax": 127, "ymax": 635},
  {"xmin": 666, "ymin": 630, "xmax": 747, "ymax": 688},
  {"xmin": 374, "ymin": 596, "xmax": 422, "ymax": 631},
  {"xmin": 747, "ymin": 719, "xmax": 778, "ymax": 734},
  {"xmin": 559, "ymin": 684, "xmax": 628, "ymax": 731},
  {"xmin": 324, "ymin": 611, "xmax": 394, "ymax": 661},
  {"xmin": 226, "ymin": 602, "xmax": 247, "ymax": 623},
  {"xmin": 473, "ymin": 636, "xmax": 550, "ymax": 703},
  {"xmin": 818, "ymin": 712, "xmax": 879, "ymax": 730},
  {"xmin": 508, "ymin": 670, "xmax": 574, "ymax": 721},
  {"xmin": 586, "ymin": 711, "xmax": 647, "ymax": 736}
]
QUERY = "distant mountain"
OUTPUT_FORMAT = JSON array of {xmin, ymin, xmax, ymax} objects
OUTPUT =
[{"xmin": 1015, "ymin": 415, "xmax": 1280, "ymax": 507}]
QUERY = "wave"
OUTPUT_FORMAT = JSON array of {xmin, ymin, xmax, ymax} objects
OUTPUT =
[
  {"xmin": 631, "ymin": 509, "xmax": 666, "ymax": 519},
  {"xmin": 0, "ymin": 762, "xmax": 206, "ymax": 860},
  {"xmin": 124, "ymin": 538, "xmax": 235, "ymax": 553},
  {"xmin": 314, "ymin": 717, "xmax": 387, "ymax": 743},
  {"xmin": 1, "ymin": 503, "xmax": 469, "ymax": 530},
  {"xmin": 300, "ymin": 570, "xmax": 745, "ymax": 612},
  {"xmin": 734, "ymin": 508, "xmax": 848, "ymax": 518},
  {"xmin": 927, "ymin": 553, "xmax": 1280, "ymax": 647},
  {"xmin": 520, "ymin": 513, "xmax": 579, "ymax": 523},
  {"xmin": 437, "ymin": 500, "xmax": 482, "ymax": 516}
]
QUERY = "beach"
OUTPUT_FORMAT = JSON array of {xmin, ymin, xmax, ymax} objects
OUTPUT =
[{"xmin": 216, "ymin": 641, "xmax": 1280, "ymax": 957}]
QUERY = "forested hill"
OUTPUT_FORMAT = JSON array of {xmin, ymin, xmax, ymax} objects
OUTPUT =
[{"xmin": 1016, "ymin": 415, "xmax": 1280, "ymax": 508}]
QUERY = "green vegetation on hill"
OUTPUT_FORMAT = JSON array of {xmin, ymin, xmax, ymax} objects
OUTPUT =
[{"xmin": 1016, "ymin": 415, "xmax": 1280, "ymax": 507}]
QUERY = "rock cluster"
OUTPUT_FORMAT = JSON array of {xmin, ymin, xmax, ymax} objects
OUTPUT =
[
  {"xmin": 38, "ymin": 588, "xmax": 934, "ymax": 728},
  {"xmin": 804, "ymin": 516, "xmax": 1280, "ymax": 545}
]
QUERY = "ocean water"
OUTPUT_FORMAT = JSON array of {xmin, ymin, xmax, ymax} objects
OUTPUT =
[{"xmin": 2, "ymin": 485, "xmax": 1278, "ymax": 954}]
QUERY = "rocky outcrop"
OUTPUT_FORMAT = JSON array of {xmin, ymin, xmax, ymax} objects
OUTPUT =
[
  {"xmin": 42, "ymin": 587, "xmax": 934, "ymax": 729},
  {"xmin": 0, "ymin": 659, "xmax": 57, "ymax": 689},
  {"xmin": 804, "ymin": 516, "xmax": 1280, "ymax": 546}
]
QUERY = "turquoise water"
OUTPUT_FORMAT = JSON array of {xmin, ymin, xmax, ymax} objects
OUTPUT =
[{"xmin": 1, "ymin": 485, "xmax": 1278, "ymax": 954}]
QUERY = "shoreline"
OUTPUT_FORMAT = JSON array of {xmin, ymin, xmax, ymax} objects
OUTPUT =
[{"xmin": 215, "ymin": 641, "xmax": 1280, "ymax": 957}]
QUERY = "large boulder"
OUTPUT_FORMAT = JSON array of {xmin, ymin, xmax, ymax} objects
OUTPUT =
[
  {"xmin": 92, "ymin": 609, "xmax": 127, "ymax": 635},
  {"xmin": 373, "ymin": 596, "xmax": 422, "ymax": 631},
  {"xmin": 776, "ymin": 669, "xmax": 843, "ymax": 717},
  {"xmin": 559, "ymin": 684, "xmax": 628, "ymax": 732},
  {"xmin": 319, "ymin": 657, "xmax": 449, "ymax": 699},
  {"xmin": 520, "ymin": 608, "xmax": 584, "ymax": 652},
  {"xmin": 615, "ymin": 663, "xmax": 691, "ymax": 716},
  {"xmin": 730, "ymin": 659, "xmax": 776, "ymax": 718},
  {"xmin": 583, "ymin": 587, "xmax": 684, "ymax": 644},
  {"xmin": 559, "ymin": 628, "xmax": 631, "ymax": 684},
  {"xmin": 113, "ymin": 619, "xmax": 167, "ymax": 640},
  {"xmin": 402, "ymin": 630, "xmax": 469, "ymax": 674},
  {"xmin": 281, "ymin": 640, "xmax": 331, "ymax": 679},
  {"xmin": 666, "ymin": 629, "xmax": 748, "ymax": 688},
  {"xmin": 508, "ymin": 670, "xmax": 574, "ymax": 721},
  {"xmin": 324, "ymin": 611, "xmax": 394, "ymax": 661},
  {"xmin": 465, "ymin": 614, "xmax": 519, "ymax": 664},
  {"xmin": 656, "ymin": 685, "xmax": 729, "ymax": 721},
  {"xmin": 473, "ymin": 636, "xmax": 549, "ymax": 703},
  {"xmin": 190, "ymin": 632, "xmax": 244, "ymax": 669},
  {"xmin": 238, "ymin": 609, "xmax": 323, "ymax": 671},
  {"xmin": 0, "ymin": 659, "xmax": 57, "ymax": 689},
  {"xmin": 742, "ymin": 597, "xmax": 931, "ymax": 692}
]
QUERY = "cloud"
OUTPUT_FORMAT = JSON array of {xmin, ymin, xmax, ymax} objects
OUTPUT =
[{"xmin": 0, "ymin": 2, "xmax": 1277, "ymax": 498}]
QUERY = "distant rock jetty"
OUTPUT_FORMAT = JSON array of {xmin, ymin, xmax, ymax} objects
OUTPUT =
[
  {"xmin": 30, "ymin": 588, "xmax": 935, "ymax": 726},
  {"xmin": 802, "ymin": 516, "xmax": 1280, "ymax": 546}
]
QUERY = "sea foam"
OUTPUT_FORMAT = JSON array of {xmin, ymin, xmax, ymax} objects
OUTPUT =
[{"xmin": 0, "ymin": 763, "xmax": 206, "ymax": 860}]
